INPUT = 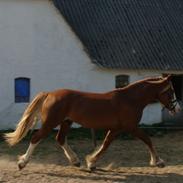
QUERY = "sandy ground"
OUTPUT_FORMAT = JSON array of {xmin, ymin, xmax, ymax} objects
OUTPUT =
[{"xmin": 0, "ymin": 131, "xmax": 183, "ymax": 183}]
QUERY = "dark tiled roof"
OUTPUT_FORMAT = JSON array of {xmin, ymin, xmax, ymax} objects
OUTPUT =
[{"xmin": 53, "ymin": 0, "xmax": 183, "ymax": 70}]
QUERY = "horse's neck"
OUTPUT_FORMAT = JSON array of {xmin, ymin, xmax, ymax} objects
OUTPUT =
[{"xmin": 129, "ymin": 82, "xmax": 158, "ymax": 107}]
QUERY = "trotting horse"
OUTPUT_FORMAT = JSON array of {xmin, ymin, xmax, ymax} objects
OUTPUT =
[{"xmin": 5, "ymin": 75, "xmax": 181, "ymax": 170}]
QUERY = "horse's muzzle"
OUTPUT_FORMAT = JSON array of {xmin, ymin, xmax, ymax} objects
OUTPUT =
[{"xmin": 168, "ymin": 101, "xmax": 182, "ymax": 116}]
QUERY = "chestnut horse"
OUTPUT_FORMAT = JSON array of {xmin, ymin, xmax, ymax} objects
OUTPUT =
[{"xmin": 5, "ymin": 75, "xmax": 181, "ymax": 170}]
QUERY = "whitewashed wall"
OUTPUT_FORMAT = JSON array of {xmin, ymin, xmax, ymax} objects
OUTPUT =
[{"xmin": 0, "ymin": 0, "xmax": 173, "ymax": 129}]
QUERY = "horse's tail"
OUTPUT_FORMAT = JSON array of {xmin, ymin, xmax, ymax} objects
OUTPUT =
[{"xmin": 4, "ymin": 92, "xmax": 48, "ymax": 146}]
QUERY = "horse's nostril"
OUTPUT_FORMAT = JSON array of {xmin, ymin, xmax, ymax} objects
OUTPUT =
[
  {"xmin": 178, "ymin": 107, "xmax": 182, "ymax": 112},
  {"xmin": 174, "ymin": 104, "xmax": 182, "ymax": 113}
]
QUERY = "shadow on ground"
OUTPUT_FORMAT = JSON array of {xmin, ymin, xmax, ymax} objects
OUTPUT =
[{"xmin": 26, "ymin": 168, "xmax": 183, "ymax": 183}]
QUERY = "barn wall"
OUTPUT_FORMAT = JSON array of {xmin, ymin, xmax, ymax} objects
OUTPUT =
[
  {"xmin": 0, "ymin": 0, "xmax": 178, "ymax": 129},
  {"xmin": 0, "ymin": 0, "xmax": 127, "ymax": 129}
]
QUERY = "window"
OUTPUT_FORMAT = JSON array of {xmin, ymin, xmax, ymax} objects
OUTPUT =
[
  {"xmin": 115, "ymin": 75, "xmax": 129, "ymax": 88},
  {"xmin": 15, "ymin": 77, "xmax": 30, "ymax": 103}
]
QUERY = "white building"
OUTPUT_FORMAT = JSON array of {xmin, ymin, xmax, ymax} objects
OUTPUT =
[{"xmin": 0, "ymin": 0, "xmax": 183, "ymax": 129}]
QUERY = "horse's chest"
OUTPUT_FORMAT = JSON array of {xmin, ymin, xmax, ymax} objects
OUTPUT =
[{"xmin": 119, "ymin": 107, "xmax": 143, "ymax": 123}]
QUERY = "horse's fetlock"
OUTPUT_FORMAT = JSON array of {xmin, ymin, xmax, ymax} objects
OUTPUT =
[{"xmin": 85, "ymin": 155, "xmax": 96, "ymax": 170}]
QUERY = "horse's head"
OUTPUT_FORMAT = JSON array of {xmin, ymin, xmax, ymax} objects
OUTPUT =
[{"xmin": 157, "ymin": 75, "xmax": 181, "ymax": 115}]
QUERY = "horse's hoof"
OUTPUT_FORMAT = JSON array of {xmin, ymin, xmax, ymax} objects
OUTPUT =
[
  {"xmin": 18, "ymin": 161, "xmax": 26, "ymax": 170},
  {"xmin": 150, "ymin": 157, "xmax": 165, "ymax": 168},
  {"xmin": 156, "ymin": 158, "xmax": 165, "ymax": 168},
  {"xmin": 17, "ymin": 157, "xmax": 27, "ymax": 170},
  {"xmin": 73, "ymin": 162, "xmax": 81, "ymax": 167},
  {"xmin": 85, "ymin": 155, "xmax": 96, "ymax": 171},
  {"xmin": 89, "ymin": 166, "xmax": 96, "ymax": 171},
  {"xmin": 156, "ymin": 161, "xmax": 165, "ymax": 168}
]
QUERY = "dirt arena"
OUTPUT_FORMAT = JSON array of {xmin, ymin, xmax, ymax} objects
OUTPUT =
[{"xmin": 0, "ymin": 130, "xmax": 183, "ymax": 183}]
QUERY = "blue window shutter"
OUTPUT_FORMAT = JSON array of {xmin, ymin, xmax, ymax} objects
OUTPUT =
[{"xmin": 15, "ymin": 78, "xmax": 30, "ymax": 103}]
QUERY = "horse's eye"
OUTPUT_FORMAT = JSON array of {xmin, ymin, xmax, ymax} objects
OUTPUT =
[{"xmin": 170, "ymin": 92, "xmax": 174, "ymax": 98}]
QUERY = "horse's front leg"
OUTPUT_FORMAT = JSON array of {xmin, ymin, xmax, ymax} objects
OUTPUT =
[
  {"xmin": 86, "ymin": 130, "xmax": 120, "ymax": 170},
  {"xmin": 131, "ymin": 128, "xmax": 165, "ymax": 168}
]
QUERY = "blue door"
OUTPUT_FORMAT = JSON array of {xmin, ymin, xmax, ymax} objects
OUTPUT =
[{"xmin": 15, "ymin": 78, "xmax": 30, "ymax": 103}]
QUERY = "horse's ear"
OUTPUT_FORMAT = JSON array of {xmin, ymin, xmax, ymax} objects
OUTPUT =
[
  {"xmin": 163, "ymin": 74, "xmax": 172, "ymax": 81},
  {"xmin": 166, "ymin": 74, "xmax": 172, "ymax": 81}
]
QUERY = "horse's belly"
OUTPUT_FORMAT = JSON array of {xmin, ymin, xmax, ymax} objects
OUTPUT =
[
  {"xmin": 66, "ymin": 99, "xmax": 119, "ymax": 129},
  {"xmin": 69, "ymin": 111, "xmax": 119, "ymax": 129}
]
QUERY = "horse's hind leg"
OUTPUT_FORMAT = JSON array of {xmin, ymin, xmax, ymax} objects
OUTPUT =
[
  {"xmin": 131, "ymin": 128, "xmax": 165, "ymax": 168},
  {"xmin": 86, "ymin": 130, "xmax": 120, "ymax": 170},
  {"xmin": 18, "ymin": 121, "xmax": 56, "ymax": 170},
  {"xmin": 56, "ymin": 120, "xmax": 80, "ymax": 167}
]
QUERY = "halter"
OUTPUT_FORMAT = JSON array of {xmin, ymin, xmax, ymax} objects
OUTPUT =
[
  {"xmin": 160, "ymin": 83, "xmax": 178, "ymax": 111},
  {"xmin": 165, "ymin": 99, "xmax": 178, "ymax": 111}
]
